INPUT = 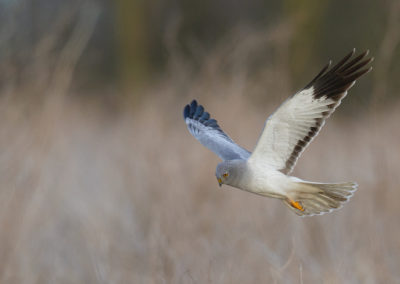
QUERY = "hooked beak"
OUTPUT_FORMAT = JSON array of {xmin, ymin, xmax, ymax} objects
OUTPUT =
[{"xmin": 217, "ymin": 178, "xmax": 222, "ymax": 187}]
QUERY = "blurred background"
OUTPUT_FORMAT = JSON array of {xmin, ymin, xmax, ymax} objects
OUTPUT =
[{"xmin": 0, "ymin": 0, "xmax": 399, "ymax": 283}]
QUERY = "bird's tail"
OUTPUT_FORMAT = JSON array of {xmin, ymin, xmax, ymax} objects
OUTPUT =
[{"xmin": 283, "ymin": 181, "xmax": 357, "ymax": 217}]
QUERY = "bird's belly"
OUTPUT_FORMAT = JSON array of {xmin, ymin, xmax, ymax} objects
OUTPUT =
[{"xmin": 239, "ymin": 164, "xmax": 292, "ymax": 198}]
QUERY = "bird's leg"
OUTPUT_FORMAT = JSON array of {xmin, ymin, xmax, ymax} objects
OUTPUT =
[{"xmin": 289, "ymin": 199, "xmax": 304, "ymax": 211}]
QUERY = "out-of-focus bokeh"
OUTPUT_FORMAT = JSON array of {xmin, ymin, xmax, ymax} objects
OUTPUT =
[{"xmin": 0, "ymin": 0, "xmax": 399, "ymax": 283}]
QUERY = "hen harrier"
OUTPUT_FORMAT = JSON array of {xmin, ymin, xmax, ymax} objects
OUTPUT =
[{"xmin": 183, "ymin": 49, "xmax": 372, "ymax": 216}]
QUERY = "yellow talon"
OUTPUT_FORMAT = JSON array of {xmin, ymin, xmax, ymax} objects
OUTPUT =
[{"xmin": 289, "ymin": 200, "xmax": 304, "ymax": 211}]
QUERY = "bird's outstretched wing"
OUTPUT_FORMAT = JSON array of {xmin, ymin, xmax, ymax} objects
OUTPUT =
[
  {"xmin": 183, "ymin": 100, "xmax": 251, "ymax": 161},
  {"xmin": 249, "ymin": 49, "xmax": 373, "ymax": 174}
]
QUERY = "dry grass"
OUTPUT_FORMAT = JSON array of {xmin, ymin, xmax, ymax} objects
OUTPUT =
[
  {"xmin": 0, "ymin": 75, "xmax": 399, "ymax": 283},
  {"xmin": 0, "ymin": 16, "xmax": 399, "ymax": 284}
]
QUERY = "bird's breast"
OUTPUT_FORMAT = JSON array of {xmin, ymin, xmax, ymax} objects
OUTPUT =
[{"xmin": 239, "ymin": 161, "xmax": 290, "ymax": 197}]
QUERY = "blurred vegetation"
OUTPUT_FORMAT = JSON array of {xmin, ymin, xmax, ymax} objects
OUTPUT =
[{"xmin": 1, "ymin": 0, "xmax": 398, "ymax": 104}]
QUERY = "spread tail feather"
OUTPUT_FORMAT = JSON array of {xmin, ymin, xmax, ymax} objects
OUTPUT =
[{"xmin": 283, "ymin": 181, "xmax": 357, "ymax": 217}]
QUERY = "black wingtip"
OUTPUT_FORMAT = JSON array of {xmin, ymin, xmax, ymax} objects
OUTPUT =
[
  {"xmin": 306, "ymin": 50, "xmax": 373, "ymax": 100},
  {"xmin": 304, "ymin": 60, "xmax": 332, "ymax": 89},
  {"xmin": 183, "ymin": 100, "xmax": 228, "ymax": 136},
  {"xmin": 183, "ymin": 104, "xmax": 191, "ymax": 119},
  {"xmin": 183, "ymin": 99, "xmax": 203, "ymax": 120},
  {"xmin": 193, "ymin": 105, "xmax": 204, "ymax": 119}
]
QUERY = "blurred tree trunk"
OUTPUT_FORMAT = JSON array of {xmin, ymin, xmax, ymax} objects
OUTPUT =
[
  {"xmin": 371, "ymin": 1, "xmax": 400, "ymax": 108},
  {"xmin": 114, "ymin": 0, "xmax": 150, "ymax": 100},
  {"xmin": 283, "ymin": 0, "xmax": 328, "ymax": 86}
]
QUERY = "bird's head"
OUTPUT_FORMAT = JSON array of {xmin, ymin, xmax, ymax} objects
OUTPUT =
[{"xmin": 216, "ymin": 160, "xmax": 243, "ymax": 187}]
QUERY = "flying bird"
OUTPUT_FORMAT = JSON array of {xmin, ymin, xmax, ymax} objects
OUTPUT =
[{"xmin": 183, "ymin": 49, "xmax": 372, "ymax": 216}]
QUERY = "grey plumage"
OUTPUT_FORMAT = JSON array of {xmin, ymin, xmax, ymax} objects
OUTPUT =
[{"xmin": 183, "ymin": 100, "xmax": 251, "ymax": 161}]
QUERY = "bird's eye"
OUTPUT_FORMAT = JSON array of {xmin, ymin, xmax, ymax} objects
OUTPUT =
[{"xmin": 223, "ymin": 173, "xmax": 229, "ymax": 178}]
